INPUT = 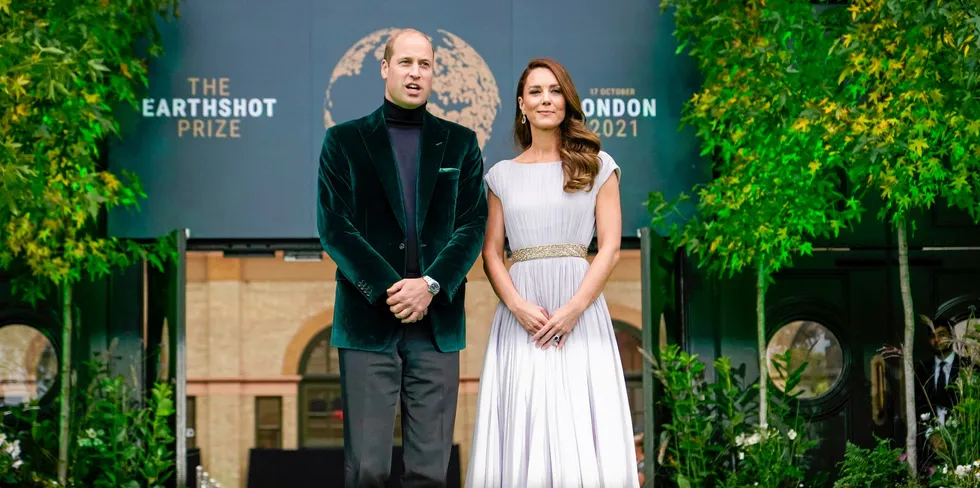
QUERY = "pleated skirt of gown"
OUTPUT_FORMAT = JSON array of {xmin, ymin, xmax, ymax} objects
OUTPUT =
[{"xmin": 464, "ymin": 256, "xmax": 640, "ymax": 488}]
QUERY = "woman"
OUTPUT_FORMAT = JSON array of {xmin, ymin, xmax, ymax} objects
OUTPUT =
[{"xmin": 465, "ymin": 58, "xmax": 640, "ymax": 488}]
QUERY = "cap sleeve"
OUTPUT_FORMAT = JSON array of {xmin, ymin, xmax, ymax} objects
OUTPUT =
[
  {"xmin": 484, "ymin": 162, "xmax": 501, "ymax": 196},
  {"xmin": 594, "ymin": 151, "xmax": 621, "ymax": 191}
]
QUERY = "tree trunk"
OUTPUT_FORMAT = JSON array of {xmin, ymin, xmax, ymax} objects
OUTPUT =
[
  {"xmin": 897, "ymin": 218, "xmax": 917, "ymax": 476},
  {"xmin": 757, "ymin": 262, "xmax": 768, "ymax": 427},
  {"xmin": 58, "ymin": 283, "xmax": 72, "ymax": 485}
]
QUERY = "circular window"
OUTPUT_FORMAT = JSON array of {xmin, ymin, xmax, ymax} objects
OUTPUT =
[
  {"xmin": 0, "ymin": 324, "xmax": 59, "ymax": 407},
  {"xmin": 766, "ymin": 320, "xmax": 844, "ymax": 400}
]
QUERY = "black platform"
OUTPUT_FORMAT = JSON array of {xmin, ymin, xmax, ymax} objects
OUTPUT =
[{"xmin": 246, "ymin": 445, "xmax": 461, "ymax": 488}]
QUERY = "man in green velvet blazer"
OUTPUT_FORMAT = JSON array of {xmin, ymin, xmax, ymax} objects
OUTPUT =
[{"xmin": 316, "ymin": 28, "xmax": 487, "ymax": 488}]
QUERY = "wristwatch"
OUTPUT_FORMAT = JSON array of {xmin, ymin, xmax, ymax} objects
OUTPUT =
[{"xmin": 422, "ymin": 275, "xmax": 440, "ymax": 295}]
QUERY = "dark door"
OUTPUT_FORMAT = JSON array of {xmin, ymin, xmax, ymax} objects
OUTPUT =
[
  {"xmin": 681, "ymin": 249, "xmax": 897, "ymax": 485},
  {"xmin": 765, "ymin": 251, "xmax": 897, "ymax": 481}
]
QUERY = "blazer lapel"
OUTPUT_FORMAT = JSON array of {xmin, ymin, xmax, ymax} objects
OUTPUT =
[
  {"xmin": 416, "ymin": 111, "xmax": 449, "ymax": 231},
  {"xmin": 358, "ymin": 107, "xmax": 407, "ymax": 236}
]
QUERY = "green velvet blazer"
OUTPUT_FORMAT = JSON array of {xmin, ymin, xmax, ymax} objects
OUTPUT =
[{"xmin": 316, "ymin": 105, "xmax": 488, "ymax": 353}]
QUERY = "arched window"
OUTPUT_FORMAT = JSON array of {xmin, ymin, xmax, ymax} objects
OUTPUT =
[{"xmin": 297, "ymin": 326, "xmax": 402, "ymax": 447}]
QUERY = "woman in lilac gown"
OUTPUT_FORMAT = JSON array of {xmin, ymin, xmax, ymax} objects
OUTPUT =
[{"xmin": 465, "ymin": 57, "xmax": 640, "ymax": 488}]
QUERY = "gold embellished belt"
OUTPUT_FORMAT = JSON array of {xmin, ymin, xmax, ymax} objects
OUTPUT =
[{"xmin": 510, "ymin": 244, "xmax": 589, "ymax": 263}]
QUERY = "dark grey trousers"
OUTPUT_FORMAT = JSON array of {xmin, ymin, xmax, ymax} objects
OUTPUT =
[{"xmin": 339, "ymin": 320, "xmax": 459, "ymax": 488}]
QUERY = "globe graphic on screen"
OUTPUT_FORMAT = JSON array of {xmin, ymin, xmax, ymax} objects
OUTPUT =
[{"xmin": 323, "ymin": 28, "xmax": 500, "ymax": 150}]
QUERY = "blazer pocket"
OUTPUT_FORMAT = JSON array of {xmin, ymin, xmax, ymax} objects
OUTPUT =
[{"xmin": 437, "ymin": 168, "xmax": 460, "ymax": 184}]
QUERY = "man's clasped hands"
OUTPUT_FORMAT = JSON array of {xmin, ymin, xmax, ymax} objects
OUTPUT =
[{"xmin": 386, "ymin": 277, "xmax": 432, "ymax": 323}]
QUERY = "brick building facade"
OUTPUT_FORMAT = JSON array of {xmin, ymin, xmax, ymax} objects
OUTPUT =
[{"xmin": 184, "ymin": 250, "xmax": 645, "ymax": 488}]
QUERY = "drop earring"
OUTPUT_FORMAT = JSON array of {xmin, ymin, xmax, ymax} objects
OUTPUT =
[{"xmin": 522, "ymin": 113, "xmax": 526, "ymax": 124}]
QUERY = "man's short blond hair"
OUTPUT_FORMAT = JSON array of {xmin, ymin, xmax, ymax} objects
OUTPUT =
[{"xmin": 383, "ymin": 28, "xmax": 433, "ymax": 62}]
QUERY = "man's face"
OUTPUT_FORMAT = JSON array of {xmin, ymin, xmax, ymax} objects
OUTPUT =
[
  {"xmin": 931, "ymin": 326, "xmax": 953, "ymax": 355},
  {"xmin": 381, "ymin": 32, "xmax": 433, "ymax": 109}
]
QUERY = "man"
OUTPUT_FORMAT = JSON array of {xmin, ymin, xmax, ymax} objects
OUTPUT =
[
  {"xmin": 915, "ymin": 322, "xmax": 965, "ymax": 469},
  {"xmin": 316, "ymin": 28, "xmax": 488, "ymax": 488}
]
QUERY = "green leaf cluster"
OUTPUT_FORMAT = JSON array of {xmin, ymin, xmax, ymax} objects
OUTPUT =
[
  {"xmin": 0, "ymin": 349, "xmax": 177, "ymax": 488},
  {"xmin": 644, "ymin": 346, "xmax": 818, "ymax": 488},
  {"xmin": 822, "ymin": 0, "xmax": 980, "ymax": 226},
  {"xmin": 833, "ymin": 437, "xmax": 909, "ymax": 488},
  {"xmin": 654, "ymin": 0, "xmax": 861, "ymax": 281},
  {"xmin": 0, "ymin": 0, "xmax": 180, "ymax": 302},
  {"xmin": 69, "ymin": 355, "xmax": 176, "ymax": 488}
]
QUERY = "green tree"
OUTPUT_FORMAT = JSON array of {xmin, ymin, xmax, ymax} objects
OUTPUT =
[
  {"xmin": 0, "ymin": 0, "xmax": 179, "ymax": 483},
  {"xmin": 653, "ymin": 0, "xmax": 859, "ymax": 427},
  {"xmin": 933, "ymin": 2, "xmax": 980, "ymax": 221},
  {"xmin": 821, "ymin": 0, "xmax": 980, "ymax": 474}
]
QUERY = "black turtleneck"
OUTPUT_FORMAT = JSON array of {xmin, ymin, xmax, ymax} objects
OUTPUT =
[{"xmin": 383, "ymin": 98, "xmax": 424, "ymax": 277}]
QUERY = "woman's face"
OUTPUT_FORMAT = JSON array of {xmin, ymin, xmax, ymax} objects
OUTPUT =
[{"xmin": 519, "ymin": 67, "xmax": 566, "ymax": 130}]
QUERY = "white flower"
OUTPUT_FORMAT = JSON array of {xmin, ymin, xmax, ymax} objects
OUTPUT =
[
  {"xmin": 788, "ymin": 429, "xmax": 798, "ymax": 441},
  {"xmin": 4, "ymin": 439, "xmax": 20, "ymax": 459},
  {"xmin": 0, "ymin": 433, "xmax": 6, "ymax": 444},
  {"xmin": 739, "ymin": 451, "xmax": 745, "ymax": 460},
  {"xmin": 921, "ymin": 413, "xmax": 931, "ymax": 421},
  {"xmin": 955, "ymin": 464, "xmax": 971, "ymax": 478},
  {"xmin": 12, "ymin": 459, "xmax": 22, "ymax": 469}
]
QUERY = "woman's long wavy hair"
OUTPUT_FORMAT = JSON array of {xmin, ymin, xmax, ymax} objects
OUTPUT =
[{"xmin": 513, "ymin": 58, "xmax": 601, "ymax": 193}]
